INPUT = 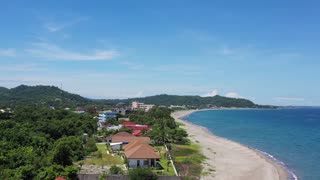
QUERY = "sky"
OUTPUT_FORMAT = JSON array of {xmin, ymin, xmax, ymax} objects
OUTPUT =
[{"xmin": 1, "ymin": 0, "xmax": 320, "ymax": 106}]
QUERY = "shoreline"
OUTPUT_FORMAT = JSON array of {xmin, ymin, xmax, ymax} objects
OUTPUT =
[{"xmin": 171, "ymin": 109, "xmax": 290, "ymax": 180}]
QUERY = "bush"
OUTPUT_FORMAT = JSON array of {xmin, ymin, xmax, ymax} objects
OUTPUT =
[
  {"xmin": 84, "ymin": 137, "xmax": 98, "ymax": 154},
  {"xmin": 129, "ymin": 168, "xmax": 157, "ymax": 180},
  {"xmin": 96, "ymin": 151, "xmax": 102, "ymax": 159},
  {"xmin": 109, "ymin": 165, "xmax": 124, "ymax": 175}
]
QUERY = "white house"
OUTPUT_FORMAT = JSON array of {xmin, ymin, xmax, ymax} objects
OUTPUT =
[
  {"xmin": 110, "ymin": 142, "xmax": 123, "ymax": 151},
  {"xmin": 123, "ymin": 141, "xmax": 160, "ymax": 168}
]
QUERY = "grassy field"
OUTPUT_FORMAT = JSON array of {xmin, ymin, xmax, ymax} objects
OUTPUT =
[
  {"xmin": 155, "ymin": 146, "xmax": 176, "ymax": 176},
  {"xmin": 80, "ymin": 143, "xmax": 123, "ymax": 165},
  {"xmin": 176, "ymin": 121, "xmax": 186, "ymax": 126},
  {"xmin": 171, "ymin": 143, "xmax": 206, "ymax": 179}
]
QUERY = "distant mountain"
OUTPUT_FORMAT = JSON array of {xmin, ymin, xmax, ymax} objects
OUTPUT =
[
  {"xmin": 0, "ymin": 85, "xmax": 89, "ymax": 107},
  {"xmin": 106, "ymin": 94, "xmax": 274, "ymax": 108},
  {"xmin": 0, "ymin": 87, "xmax": 9, "ymax": 94},
  {"xmin": 0, "ymin": 85, "xmax": 275, "ymax": 109}
]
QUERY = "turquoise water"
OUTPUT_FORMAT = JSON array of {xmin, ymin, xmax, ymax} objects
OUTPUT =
[{"xmin": 184, "ymin": 108, "xmax": 320, "ymax": 180}]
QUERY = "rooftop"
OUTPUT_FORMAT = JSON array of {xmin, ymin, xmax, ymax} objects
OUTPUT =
[{"xmin": 124, "ymin": 142, "xmax": 160, "ymax": 159}]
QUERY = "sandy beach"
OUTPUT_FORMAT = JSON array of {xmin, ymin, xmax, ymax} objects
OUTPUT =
[{"xmin": 171, "ymin": 110, "xmax": 288, "ymax": 180}]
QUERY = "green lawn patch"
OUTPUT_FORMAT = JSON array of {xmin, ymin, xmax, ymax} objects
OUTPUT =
[
  {"xmin": 171, "ymin": 143, "xmax": 206, "ymax": 178},
  {"xmin": 155, "ymin": 146, "xmax": 175, "ymax": 176},
  {"xmin": 176, "ymin": 122, "xmax": 186, "ymax": 127},
  {"xmin": 79, "ymin": 143, "xmax": 123, "ymax": 165}
]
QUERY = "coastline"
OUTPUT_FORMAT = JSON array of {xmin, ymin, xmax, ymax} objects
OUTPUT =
[{"xmin": 171, "ymin": 109, "xmax": 289, "ymax": 180}]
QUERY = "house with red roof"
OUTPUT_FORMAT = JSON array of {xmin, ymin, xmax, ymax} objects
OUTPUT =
[
  {"xmin": 122, "ymin": 122, "xmax": 151, "ymax": 137},
  {"xmin": 123, "ymin": 141, "xmax": 160, "ymax": 168},
  {"xmin": 106, "ymin": 132, "xmax": 151, "ymax": 150},
  {"xmin": 55, "ymin": 177, "xmax": 66, "ymax": 180}
]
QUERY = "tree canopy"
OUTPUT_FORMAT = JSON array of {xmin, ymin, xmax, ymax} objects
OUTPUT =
[
  {"xmin": 0, "ymin": 106, "xmax": 97, "ymax": 179},
  {"xmin": 129, "ymin": 107, "xmax": 189, "ymax": 145}
]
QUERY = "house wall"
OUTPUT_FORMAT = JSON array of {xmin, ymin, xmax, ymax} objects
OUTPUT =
[
  {"xmin": 111, "ymin": 144, "xmax": 121, "ymax": 151},
  {"xmin": 128, "ymin": 159, "xmax": 151, "ymax": 167}
]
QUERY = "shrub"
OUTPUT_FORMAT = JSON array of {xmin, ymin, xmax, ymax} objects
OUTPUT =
[
  {"xmin": 109, "ymin": 165, "xmax": 124, "ymax": 175},
  {"xmin": 84, "ymin": 137, "xmax": 98, "ymax": 154},
  {"xmin": 128, "ymin": 168, "xmax": 157, "ymax": 180},
  {"xmin": 96, "ymin": 151, "xmax": 102, "ymax": 159}
]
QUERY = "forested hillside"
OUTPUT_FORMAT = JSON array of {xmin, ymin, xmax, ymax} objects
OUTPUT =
[
  {"xmin": 107, "ymin": 94, "xmax": 269, "ymax": 108},
  {"xmin": 0, "ymin": 85, "xmax": 274, "ymax": 109},
  {"xmin": 0, "ymin": 85, "xmax": 89, "ymax": 107}
]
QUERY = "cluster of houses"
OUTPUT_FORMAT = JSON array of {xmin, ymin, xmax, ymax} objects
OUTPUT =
[
  {"xmin": 100, "ymin": 119, "xmax": 151, "ymax": 137},
  {"xmin": 97, "ymin": 101, "xmax": 155, "ymax": 129},
  {"xmin": 106, "ymin": 132, "xmax": 160, "ymax": 168},
  {"xmin": 96, "ymin": 101, "xmax": 160, "ymax": 168}
]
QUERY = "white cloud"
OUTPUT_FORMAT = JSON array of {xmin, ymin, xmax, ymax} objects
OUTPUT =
[
  {"xmin": 0, "ymin": 49, "xmax": 16, "ymax": 57},
  {"xmin": 25, "ymin": 42, "xmax": 119, "ymax": 61},
  {"xmin": 225, "ymin": 92, "xmax": 245, "ymax": 99},
  {"xmin": 44, "ymin": 17, "xmax": 88, "ymax": 32},
  {"xmin": 202, "ymin": 89, "xmax": 219, "ymax": 97},
  {"xmin": 274, "ymin": 97, "xmax": 305, "ymax": 101}
]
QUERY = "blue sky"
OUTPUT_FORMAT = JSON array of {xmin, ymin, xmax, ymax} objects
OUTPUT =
[{"xmin": 1, "ymin": 0, "xmax": 319, "ymax": 106}]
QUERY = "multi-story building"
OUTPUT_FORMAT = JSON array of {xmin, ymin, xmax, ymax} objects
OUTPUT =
[
  {"xmin": 98, "ymin": 111, "xmax": 117, "ymax": 121},
  {"xmin": 131, "ymin": 101, "xmax": 155, "ymax": 112}
]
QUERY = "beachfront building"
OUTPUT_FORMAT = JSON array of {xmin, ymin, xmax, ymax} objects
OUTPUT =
[
  {"xmin": 123, "ymin": 141, "xmax": 160, "ymax": 168},
  {"xmin": 131, "ymin": 101, "xmax": 155, "ymax": 112}
]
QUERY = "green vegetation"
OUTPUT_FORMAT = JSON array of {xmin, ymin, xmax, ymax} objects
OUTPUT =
[
  {"xmin": 128, "ymin": 107, "xmax": 205, "ymax": 178},
  {"xmin": 80, "ymin": 143, "xmax": 123, "ymax": 165},
  {"xmin": 129, "ymin": 107, "xmax": 189, "ymax": 145},
  {"xmin": 0, "ymin": 106, "xmax": 97, "ymax": 179},
  {"xmin": 156, "ymin": 146, "xmax": 175, "ymax": 176},
  {"xmin": 0, "ymin": 87, "xmax": 9, "ymax": 94},
  {"xmin": 0, "ymin": 85, "xmax": 276, "ymax": 109},
  {"xmin": 84, "ymin": 137, "xmax": 98, "ymax": 154},
  {"xmin": 176, "ymin": 121, "xmax": 185, "ymax": 126},
  {"xmin": 107, "ymin": 94, "xmax": 273, "ymax": 108},
  {"xmin": 109, "ymin": 165, "xmax": 124, "ymax": 175},
  {"xmin": 128, "ymin": 168, "xmax": 158, "ymax": 180},
  {"xmin": 171, "ymin": 143, "xmax": 206, "ymax": 179},
  {"xmin": 0, "ymin": 85, "xmax": 89, "ymax": 107}
]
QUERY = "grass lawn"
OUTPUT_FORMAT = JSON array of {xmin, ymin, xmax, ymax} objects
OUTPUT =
[
  {"xmin": 171, "ymin": 143, "xmax": 206, "ymax": 178},
  {"xmin": 176, "ymin": 121, "xmax": 186, "ymax": 127},
  {"xmin": 79, "ymin": 143, "xmax": 123, "ymax": 165},
  {"xmin": 155, "ymin": 146, "xmax": 176, "ymax": 176}
]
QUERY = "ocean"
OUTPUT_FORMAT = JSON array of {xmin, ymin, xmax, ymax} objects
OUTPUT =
[{"xmin": 184, "ymin": 108, "xmax": 320, "ymax": 180}]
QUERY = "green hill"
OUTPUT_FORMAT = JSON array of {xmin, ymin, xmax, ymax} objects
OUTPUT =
[
  {"xmin": 0, "ymin": 85, "xmax": 89, "ymax": 107},
  {"xmin": 106, "ymin": 94, "xmax": 273, "ymax": 108},
  {"xmin": 0, "ymin": 87, "xmax": 9, "ymax": 94},
  {"xmin": 0, "ymin": 85, "xmax": 274, "ymax": 109}
]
